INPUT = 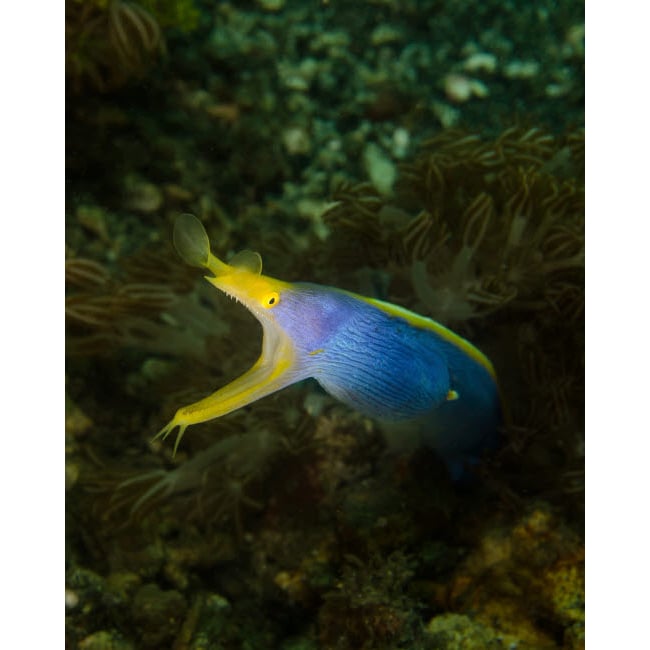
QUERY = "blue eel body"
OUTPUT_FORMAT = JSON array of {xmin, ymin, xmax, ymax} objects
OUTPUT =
[{"xmin": 275, "ymin": 284, "xmax": 501, "ymax": 477}]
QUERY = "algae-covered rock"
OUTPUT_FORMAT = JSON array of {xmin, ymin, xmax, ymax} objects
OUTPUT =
[
  {"xmin": 65, "ymin": 393, "xmax": 94, "ymax": 439},
  {"xmin": 441, "ymin": 503, "xmax": 584, "ymax": 647},
  {"xmin": 78, "ymin": 630, "xmax": 134, "ymax": 650},
  {"xmin": 425, "ymin": 613, "xmax": 510, "ymax": 649},
  {"xmin": 105, "ymin": 572, "xmax": 142, "ymax": 606},
  {"xmin": 131, "ymin": 583, "xmax": 187, "ymax": 648},
  {"xmin": 256, "ymin": 0, "xmax": 286, "ymax": 13},
  {"xmin": 564, "ymin": 621, "xmax": 585, "ymax": 650},
  {"xmin": 66, "ymin": 566, "xmax": 107, "ymax": 603}
]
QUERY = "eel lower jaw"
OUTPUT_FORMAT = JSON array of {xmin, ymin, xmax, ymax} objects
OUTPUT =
[{"xmin": 154, "ymin": 329, "xmax": 306, "ymax": 454}]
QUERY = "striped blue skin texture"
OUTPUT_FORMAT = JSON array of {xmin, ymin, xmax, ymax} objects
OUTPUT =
[{"xmin": 274, "ymin": 284, "xmax": 501, "ymax": 472}]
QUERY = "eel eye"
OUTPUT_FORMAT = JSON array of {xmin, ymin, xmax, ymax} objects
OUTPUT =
[{"xmin": 264, "ymin": 291, "xmax": 280, "ymax": 309}]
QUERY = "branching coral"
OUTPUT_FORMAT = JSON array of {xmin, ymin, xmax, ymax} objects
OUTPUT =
[
  {"xmin": 107, "ymin": 0, "xmax": 165, "ymax": 75},
  {"xmin": 324, "ymin": 127, "xmax": 584, "ymax": 327},
  {"xmin": 65, "ymin": 251, "xmax": 229, "ymax": 360},
  {"xmin": 66, "ymin": 0, "xmax": 114, "ymax": 92},
  {"xmin": 114, "ymin": 429, "xmax": 276, "ymax": 527},
  {"xmin": 419, "ymin": 128, "xmax": 582, "ymax": 323},
  {"xmin": 66, "ymin": 0, "xmax": 197, "ymax": 92},
  {"xmin": 104, "ymin": 399, "xmax": 316, "ymax": 537},
  {"xmin": 318, "ymin": 551, "xmax": 419, "ymax": 649}
]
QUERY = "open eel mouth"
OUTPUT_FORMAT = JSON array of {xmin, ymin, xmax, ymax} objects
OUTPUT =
[{"xmin": 153, "ymin": 215, "xmax": 305, "ymax": 454}]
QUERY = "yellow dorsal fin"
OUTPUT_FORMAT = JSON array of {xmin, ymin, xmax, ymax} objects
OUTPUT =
[{"xmin": 229, "ymin": 250, "xmax": 262, "ymax": 275}]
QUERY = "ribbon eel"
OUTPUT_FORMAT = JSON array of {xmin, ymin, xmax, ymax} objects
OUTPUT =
[{"xmin": 156, "ymin": 214, "xmax": 502, "ymax": 477}]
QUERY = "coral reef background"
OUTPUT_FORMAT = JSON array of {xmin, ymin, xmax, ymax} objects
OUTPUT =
[{"xmin": 65, "ymin": 1, "xmax": 584, "ymax": 648}]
